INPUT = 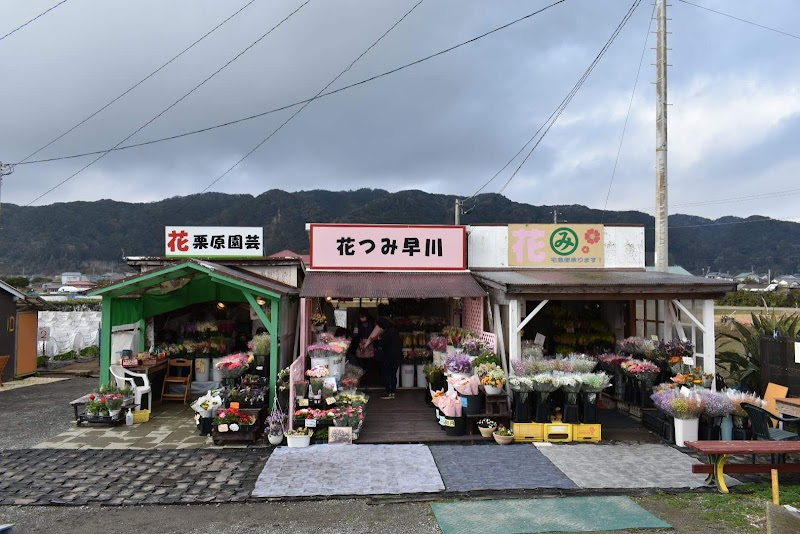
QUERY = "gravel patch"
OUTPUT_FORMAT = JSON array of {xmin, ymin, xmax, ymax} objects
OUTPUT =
[{"xmin": 0, "ymin": 376, "xmax": 96, "ymax": 449}]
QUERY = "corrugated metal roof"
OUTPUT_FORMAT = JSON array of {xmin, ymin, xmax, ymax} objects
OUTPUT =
[
  {"xmin": 472, "ymin": 269, "xmax": 737, "ymax": 296},
  {"xmin": 300, "ymin": 272, "xmax": 486, "ymax": 299}
]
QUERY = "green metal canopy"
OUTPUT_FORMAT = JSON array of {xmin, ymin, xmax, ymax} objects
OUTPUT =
[{"xmin": 89, "ymin": 260, "xmax": 298, "ymax": 408}]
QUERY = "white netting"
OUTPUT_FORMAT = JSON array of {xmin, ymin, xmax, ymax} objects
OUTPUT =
[{"xmin": 37, "ymin": 311, "xmax": 101, "ymax": 357}]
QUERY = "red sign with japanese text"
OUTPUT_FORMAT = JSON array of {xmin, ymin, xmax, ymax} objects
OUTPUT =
[{"xmin": 310, "ymin": 224, "xmax": 466, "ymax": 270}]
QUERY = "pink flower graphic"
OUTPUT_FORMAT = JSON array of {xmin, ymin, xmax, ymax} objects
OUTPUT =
[
  {"xmin": 585, "ymin": 228, "xmax": 600, "ymax": 244},
  {"xmin": 582, "ymin": 246, "xmax": 590, "ymax": 254}
]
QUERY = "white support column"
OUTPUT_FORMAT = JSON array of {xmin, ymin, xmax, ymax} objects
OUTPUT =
[
  {"xmin": 668, "ymin": 302, "xmax": 687, "ymax": 342},
  {"xmin": 517, "ymin": 299, "xmax": 549, "ymax": 333},
  {"xmin": 659, "ymin": 300, "xmax": 670, "ymax": 340},
  {"xmin": 508, "ymin": 298, "xmax": 521, "ymax": 366},
  {"xmin": 702, "ymin": 299, "xmax": 716, "ymax": 386}
]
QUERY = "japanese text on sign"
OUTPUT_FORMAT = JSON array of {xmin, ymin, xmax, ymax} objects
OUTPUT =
[
  {"xmin": 508, "ymin": 224, "xmax": 604, "ymax": 268},
  {"xmin": 310, "ymin": 224, "xmax": 466, "ymax": 270},
  {"xmin": 165, "ymin": 227, "xmax": 263, "ymax": 258}
]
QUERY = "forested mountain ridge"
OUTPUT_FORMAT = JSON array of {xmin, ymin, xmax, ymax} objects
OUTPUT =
[{"xmin": 0, "ymin": 189, "xmax": 795, "ymax": 276}]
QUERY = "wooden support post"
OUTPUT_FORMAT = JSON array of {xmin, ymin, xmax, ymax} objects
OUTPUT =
[{"xmin": 772, "ymin": 468, "xmax": 780, "ymax": 505}]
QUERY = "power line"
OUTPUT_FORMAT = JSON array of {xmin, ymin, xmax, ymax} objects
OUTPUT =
[
  {"xmin": 600, "ymin": 1, "xmax": 655, "ymax": 223},
  {"xmin": 23, "ymin": 0, "xmax": 310, "ymax": 206},
  {"xmin": 635, "ymin": 187, "xmax": 800, "ymax": 212},
  {"xmin": 463, "ymin": 0, "xmax": 638, "ymax": 211},
  {"xmin": 496, "ymin": 0, "xmax": 642, "ymax": 197},
  {"xmin": 677, "ymin": 0, "xmax": 800, "ymax": 41},
  {"xmin": 175, "ymin": 0, "xmax": 428, "ymax": 213},
  {"xmin": 11, "ymin": 0, "xmax": 569, "ymax": 168},
  {"xmin": 17, "ymin": 0, "xmax": 259, "ymax": 164},
  {"xmin": 0, "ymin": 0, "xmax": 70, "ymax": 43}
]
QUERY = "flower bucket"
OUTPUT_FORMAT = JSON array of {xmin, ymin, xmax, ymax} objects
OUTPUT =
[
  {"xmin": 461, "ymin": 393, "xmax": 485, "ymax": 416},
  {"xmin": 416, "ymin": 364, "xmax": 426, "ymax": 388},
  {"xmin": 194, "ymin": 357, "xmax": 210, "ymax": 382},
  {"xmin": 484, "ymin": 385, "xmax": 503, "ymax": 396},
  {"xmin": 719, "ymin": 414, "xmax": 733, "ymax": 441},
  {"xmin": 443, "ymin": 415, "xmax": 466, "ymax": 436},
  {"xmin": 310, "ymin": 355, "xmax": 329, "ymax": 370},
  {"xmin": 433, "ymin": 350, "xmax": 447, "ymax": 367},
  {"xmin": 674, "ymin": 417, "xmax": 699, "ymax": 447},
  {"xmin": 211, "ymin": 357, "xmax": 224, "ymax": 382},
  {"xmin": 400, "ymin": 364, "xmax": 416, "ymax": 388},
  {"xmin": 287, "ymin": 434, "xmax": 312, "ymax": 448}
]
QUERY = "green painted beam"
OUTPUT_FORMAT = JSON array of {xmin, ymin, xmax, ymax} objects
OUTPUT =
[
  {"xmin": 88, "ymin": 262, "xmax": 198, "ymax": 298},
  {"xmin": 243, "ymin": 291, "xmax": 278, "ymax": 409},
  {"xmin": 100, "ymin": 295, "xmax": 112, "ymax": 388}
]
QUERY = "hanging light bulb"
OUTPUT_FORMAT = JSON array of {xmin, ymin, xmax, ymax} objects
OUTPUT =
[
  {"xmin": 256, "ymin": 296, "xmax": 266, "ymax": 306},
  {"xmin": 216, "ymin": 302, "xmax": 225, "ymax": 310}
]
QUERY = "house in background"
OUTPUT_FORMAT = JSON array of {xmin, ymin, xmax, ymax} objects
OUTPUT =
[
  {"xmin": 0, "ymin": 280, "xmax": 51, "ymax": 382},
  {"xmin": 61, "ymin": 272, "xmax": 83, "ymax": 285}
]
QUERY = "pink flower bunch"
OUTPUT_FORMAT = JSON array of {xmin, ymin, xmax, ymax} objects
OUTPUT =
[
  {"xmin": 428, "ymin": 336, "xmax": 447, "ymax": 352},
  {"xmin": 598, "ymin": 354, "xmax": 630, "ymax": 366},
  {"xmin": 620, "ymin": 359, "xmax": 660, "ymax": 375},
  {"xmin": 306, "ymin": 365, "xmax": 330, "ymax": 378},
  {"xmin": 215, "ymin": 353, "xmax": 250, "ymax": 371}
]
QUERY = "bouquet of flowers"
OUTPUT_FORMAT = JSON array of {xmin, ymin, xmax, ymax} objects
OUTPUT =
[
  {"xmin": 85, "ymin": 394, "xmax": 109, "ymax": 417},
  {"xmin": 192, "ymin": 391, "xmax": 223, "ymax": 417},
  {"xmin": 215, "ymin": 407, "xmax": 256, "ymax": 432},
  {"xmin": 462, "ymin": 337, "xmax": 484, "ymax": 356},
  {"xmin": 481, "ymin": 368, "xmax": 506, "ymax": 389},
  {"xmin": 444, "ymin": 353, "xmax": 472, "ymax": 374},
  {"xmin": 215, "ymin": 353, "xmax": 251, "ymax": 379},
  {"xmin": 553, "ymin": 372, "xmax": 582, "ymax": 404},
  {"xmin": 250, "ymin": 333, "xmax": 271, "ymax": 356},
  {"xmin": 333, "ymin": 406, "xmax": 364, "ymax": 430},
  {"xmin": 698, "ymin": 390, "xmax": 735, "ymax": 418},
  {"xmin": 579, "ymin": 372, "xmax": 611, "ymax": 393},
  {"xmin": 620, "ymin": 358, "xmax": 660, "ymax": 383},
  {"xmin": 428, "ymin": 336, "xmax": 447, "ymax": 353},
  {"xmin": 724, "ymin": 390, "xmax": 767, "ymax": 418},
  {"xmin": 449, "ymin": 374, "xmax": 480, "ymax": 396},
  {"xmin": 475, "ymin": 362, "xmax": 500, "ymax": 380},
  {"xmin": 267, "ymin": 404, "xmax": 286, "ymax": 437},
  {"xmin": 306, "ymin": 365, "xmax": 330, "ymax": 379}
]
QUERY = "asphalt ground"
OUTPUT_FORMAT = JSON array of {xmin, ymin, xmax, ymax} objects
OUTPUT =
[{"xmin": 0, "ymin": 376, "xmax": 96, "ymax": 449}]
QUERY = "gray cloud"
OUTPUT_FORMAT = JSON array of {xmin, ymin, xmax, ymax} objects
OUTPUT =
[{"xmin": 1, "ymin": 0, "xmax": 799, "ymax": 222}]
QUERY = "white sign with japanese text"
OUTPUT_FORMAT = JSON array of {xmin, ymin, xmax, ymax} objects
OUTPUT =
[
  {"xmin": 165, "ymin": 227, "xmax": 263, "ymax": 258},
  {"xmin": 310, "ymin": 224, "xmax": 466, "ymax": 270}
]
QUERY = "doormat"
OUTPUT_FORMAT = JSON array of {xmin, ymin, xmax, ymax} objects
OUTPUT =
[
  {"xmin": 251, "ymin": 444, "xmax": 444, "ymax": 498},
  {"xmin": 431, "ymin": 496, "xmax": 671, "ymax": 534}
]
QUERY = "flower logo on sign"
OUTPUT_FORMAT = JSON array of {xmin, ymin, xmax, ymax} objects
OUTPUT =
[
  {"xmin": 582, "ymin": 246, "xmax": 590, "ymax": 254},
  {"xmin": 584, "ymin": 228, "xmax": 600, "ymax": 244}
]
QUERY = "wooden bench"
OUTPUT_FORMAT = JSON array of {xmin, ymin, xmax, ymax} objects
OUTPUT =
[{"xmin": 685, "ymin": 440, "xmax": 800, "ymax": 493}]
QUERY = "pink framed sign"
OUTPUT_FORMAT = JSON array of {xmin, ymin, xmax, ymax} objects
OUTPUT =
[{"xmin": 310, "ymin": 224, "xmax": 467, "ymax": 270}]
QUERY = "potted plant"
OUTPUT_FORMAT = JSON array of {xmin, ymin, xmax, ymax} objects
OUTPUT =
[
  {"xmin": 477, "ymin": 418, "xmax": 497, "ymax": 438},
  {"xmin": 104, "ymin": 393, "xmax": 125, "ymax": 418},
  {"xmin": 493, "ymin": 425, "xmax": 514, "ymax": 445},
  {"xmin": 286, "ymin": 427, "xmax": 312, "ymax": 448},
  {"xmin": 444, "ymin": 353, "xmax": 472, "ymax": 378},
  {"xmin": 481, "ymin": 368, "xmax": 506, "ymax": 396}
]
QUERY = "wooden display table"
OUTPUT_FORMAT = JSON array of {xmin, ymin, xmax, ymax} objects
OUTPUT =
[{"xmin": 775, "ymin": 397, "xmax": 800, "ymax": 418}]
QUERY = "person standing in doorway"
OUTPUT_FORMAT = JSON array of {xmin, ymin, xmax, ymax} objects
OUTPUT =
[{"xmin": 362, "ymin": 317, "xmax": 402, "ymax": 399}]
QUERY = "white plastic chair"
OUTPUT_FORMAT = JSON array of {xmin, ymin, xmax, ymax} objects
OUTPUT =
[{"xmin": 109, "ymin": 364, "xmax": 152, "ymax": 410}]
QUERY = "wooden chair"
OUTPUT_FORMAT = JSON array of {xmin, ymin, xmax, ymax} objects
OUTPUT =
[
  {"xmin": 0, "ymin": 355, "xmax": 9, "ymax": 387},
  {"xmin": 161, "ymin": 358, "xmax": 193, "ymax": 403},
  {"xmin": 763, "ymin": 382, "xmax": 789, "ymax": 427}
]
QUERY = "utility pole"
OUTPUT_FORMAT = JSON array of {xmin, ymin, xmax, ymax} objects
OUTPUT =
[
  {"xmin": 0, "ymin": 161, "xmax": 14, "ymax": 221},
  {"xmin": 454, "ymin": 198, "xmax": 461, "ymax": 225},
  {"xmin": 654, "ymin": 0, "xmax": 669, "ymax": 272},
  {"xmin": 553, "ymin": 209, "xmax": 557, "ymax": 224}
]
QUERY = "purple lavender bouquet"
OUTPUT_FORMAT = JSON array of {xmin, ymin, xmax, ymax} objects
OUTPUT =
[{"xmin": 445, "ymin": 353, "xmax": 472, "ymax": 374}]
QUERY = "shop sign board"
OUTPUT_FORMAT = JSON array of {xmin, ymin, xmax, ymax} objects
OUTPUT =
[
  {"xmin": 508, "ymin": 224, "xmax": 604, "ymax": 268},
  {"xmin": 165, "ymin": 226, "xmax": 263, "ymax": 258},
  {"xmin": 310, "ymin": 224, "xmax": 467, "ymax": 270}
]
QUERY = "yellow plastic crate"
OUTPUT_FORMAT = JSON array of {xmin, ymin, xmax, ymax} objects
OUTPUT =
[
  {"xmin": 132, "ymin": 409, "xmax": 151, "ymax": 424},
  {"xmin": 544, "ymin": 423, "xmax": 573, "ymax": 442},
  {"xmin": 512, "ymin": 422, "xmax": 544, "ymax": 442},
  {"xmin": 573, "ymin": 423, "xmax": 601, "ymax": 442}
]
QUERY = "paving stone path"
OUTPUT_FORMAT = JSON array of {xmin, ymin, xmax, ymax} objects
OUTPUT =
[{"xmin": 0, "ymin": 449, "xmax": 269, "ymax": 506}]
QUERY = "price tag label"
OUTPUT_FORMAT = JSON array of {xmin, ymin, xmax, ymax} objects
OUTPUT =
[
  {"xmin": 650, "ymin": 335, "xmax": 659, "ymax": 343},
  {"xmin": 305, "ymin": 418, "xmax": 317, "ymax": 428},
  {"xmin": 325, "ymin": 397, "xmax": 336, "ymax": 406},
  {"xmin": 298, "ymin": 398, "xmax": 309, "ymax": 407}
]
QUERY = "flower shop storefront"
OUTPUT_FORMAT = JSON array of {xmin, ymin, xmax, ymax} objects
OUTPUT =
[
  {"xmin": 465, "ymin": 224, "xmax": 737, "ymax": 443},
  {"xmin": 287, "ymin": 224, "xmax": 494, "ymax": 444},
  {"xmin": 90, "ymin": 259, "xmax": 298, "ymax": 410}
]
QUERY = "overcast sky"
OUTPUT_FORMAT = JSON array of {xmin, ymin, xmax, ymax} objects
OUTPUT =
[{"xmin": 1, "ymin": 0, "xmax": 799, "ymax": 221}]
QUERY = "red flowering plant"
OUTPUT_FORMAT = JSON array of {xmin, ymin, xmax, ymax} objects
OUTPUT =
[
  {"xmin": 333, "ymin": 406, "xmax": 364, "ymax": 430},
  {"xmin": 214, "ymin": 407, "xmax": 256, "ymax": 428},
  {"xmin": 85, "ymin": 394, "xmax": 109, "ymax": 417}
]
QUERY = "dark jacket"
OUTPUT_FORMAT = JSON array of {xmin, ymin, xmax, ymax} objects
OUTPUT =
[{"xmin": 375, "ymin": 317, "xmax": 403, "ymax": 367}]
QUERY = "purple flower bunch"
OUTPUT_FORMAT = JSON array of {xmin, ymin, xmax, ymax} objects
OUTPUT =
[
  {"xmin": 699, "ymin": 390, "xmax": 735, "ymax": 418},
  {"xmin": 445, "ymin": 353, "xmax": 472, "ymax": 374}
]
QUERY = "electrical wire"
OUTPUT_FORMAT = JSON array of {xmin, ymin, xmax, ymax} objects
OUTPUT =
[
  {"xmin": 0, "ymin": 0, "xmax": 70, "ymax": 43},
  {"xmin": 677, "ymin": 0, "xmax": 800, "ymax": 41},
  {"xmin": 462, "ymin": 0, "xmax": 637, "ymax": 214},
  {"xmin": 11, "ymin": 0, "xmax": 569, "ymax": 168},
  {"xmin": 17, "ymin": 0, "xmax": 259, "ymax": 164},
  {"xmin": 174, "ymin": 0, "xmax": 427, "ymax": 213},
  {"xmin": 495, "ymin": 0, "xmax": 642, "ymax": 197},
  {"xmin": 600, "ymin": 0, "xmax": 655, "ymax": 223},
  {"xmin": 24, "ymin": 0, "xmax": 310, "ymax": 206},
  {"xmin": 639, "ymin": 187, "xmax": 800, "ymax": 211}
]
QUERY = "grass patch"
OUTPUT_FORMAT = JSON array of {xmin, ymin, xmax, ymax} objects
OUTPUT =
[{"xmin": 645, "ymin": 481, "xmax": 800, "ymax": 533}]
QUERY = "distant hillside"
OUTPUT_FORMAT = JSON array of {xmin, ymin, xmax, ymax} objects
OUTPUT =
[{"xmin": 0, "ymin": 189, "xmax": 796, "ymax": 276}]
